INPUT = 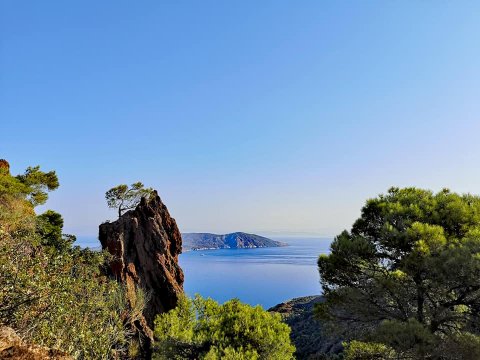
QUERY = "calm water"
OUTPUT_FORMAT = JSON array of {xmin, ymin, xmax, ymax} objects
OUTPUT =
[
  {"xmin": 76, "ymin": 236, "xmax": 332, "ymax": 309},
  {"xmin": 180, "ymin": 238, "xmax": 331, "ymax": 309},
  {"xmin": 75, "ymin": 236, "xmax": 101, "ymax": 249}
]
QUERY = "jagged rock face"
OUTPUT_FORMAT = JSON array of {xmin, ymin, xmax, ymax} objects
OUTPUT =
[{"xmin": 99, "ymin": 191, "xmax": 184, "ymax": 333}]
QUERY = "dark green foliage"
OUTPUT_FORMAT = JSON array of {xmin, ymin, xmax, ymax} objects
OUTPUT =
[
  {"xmin": 37, "ymin": 210, "xmax": 76, "ymax": 253},
  {"xmin": 105, "ymin": 182, "xmax": 154, "ymax": 217},
  {"xmin": 317, "ymin": 187, "xmax": 480, "ymax": 359},
  {"xmin": 154, "ymin": 294, "xmax": 296, "ymax": 360}
]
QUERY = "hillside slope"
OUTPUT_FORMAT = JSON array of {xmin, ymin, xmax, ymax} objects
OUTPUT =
[{"xmin": 269, "ymin": 296, "xmax": 343, "ymax": 359}]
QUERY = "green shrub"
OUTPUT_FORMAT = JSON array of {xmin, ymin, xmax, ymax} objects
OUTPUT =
[
  {"xmin": 343, "ymin": 340, "xmax": 396, "ymax": 360},
  {"xmin": 153, "ymin": 294, "xmax": 295, "ymax": 360},
  {"xmin": 0, "ymin": 227, "xmax": 138, "ymax": 358}
]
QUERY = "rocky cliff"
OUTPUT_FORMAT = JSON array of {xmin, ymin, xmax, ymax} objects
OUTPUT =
[{"xmin": 99, "ymin": 191, "xmax": 184, "ymax": 350}]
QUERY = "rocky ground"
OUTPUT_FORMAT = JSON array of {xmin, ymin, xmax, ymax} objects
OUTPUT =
[{"xmin": 0, "ymin": 326, "xmax": 72, "ymax": 360}]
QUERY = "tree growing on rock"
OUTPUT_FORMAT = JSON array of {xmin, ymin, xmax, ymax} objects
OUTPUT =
[
  {"xmin": 105, "ymin": 182, "xmax": 154, "ymax": 217},
  {"xmin": 317, "ymin": 187, "xmax": 480, "ymax": 359}
]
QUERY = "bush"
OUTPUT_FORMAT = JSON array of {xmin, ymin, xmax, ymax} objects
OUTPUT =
[
  {"xmin": 153, "ymin": 295, "xmax": 295, "ymax": 360},
  {"xmin": 0, "ymin": 226, "xmax": 139, "ymax": 358},
  {"xmin": 343, "ymin": 341, "xmax": 396, "ymax": 360}
]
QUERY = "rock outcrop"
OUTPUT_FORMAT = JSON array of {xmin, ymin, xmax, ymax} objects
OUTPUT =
[
  {"xmin": 99, "ymin": 191, "xmax": 184, "ymax": 350},
  {"xmin": 0, "ymin": 159, "xmax": 10, "ymax": 174},
  {"xmin": 0, "ymin": 326, "xmax": 72, "ymax": 360}
]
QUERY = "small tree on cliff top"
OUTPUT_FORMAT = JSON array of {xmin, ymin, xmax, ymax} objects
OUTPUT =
[{"xmin": 106, "ymin": 182, "xmax": 154, "ymax": 217}]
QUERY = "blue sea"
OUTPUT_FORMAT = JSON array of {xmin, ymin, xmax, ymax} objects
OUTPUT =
[
  {"xmin": 180, "ymin": 237, "xmax": 331, "ymax": 309},
  {"xmin": 75, "ymin": 236, "xmax": 332, "ymax": 309}
]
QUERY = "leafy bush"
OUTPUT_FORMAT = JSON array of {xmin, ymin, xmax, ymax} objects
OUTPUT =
[
  {"xmin": 153, "ymin": 295, "xmax": 295, "ymax": 360},
  {"xmin": 343, "ymin": 340, "xmax": 396, "ymax": 360}
]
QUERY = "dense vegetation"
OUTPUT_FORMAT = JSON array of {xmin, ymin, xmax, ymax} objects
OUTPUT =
[
  {"xmin": 153, "ymin": 294, "xmax": 296, "ymax": 360},
  {"xmin": 318, "ymin": 187, "xmax": 480, "ymax": 359},
  {"xmin": 0, "ymin": 161, "xmax": 143, "ymax": 358}
]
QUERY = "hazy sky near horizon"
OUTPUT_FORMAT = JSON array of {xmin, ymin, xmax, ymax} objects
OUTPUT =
[{"xmin": 2, "ymin": 2, "xmax": 480, "ymax": 237}]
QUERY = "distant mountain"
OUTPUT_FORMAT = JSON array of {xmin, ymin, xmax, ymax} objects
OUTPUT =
[{"xmin": 182, "ymin": 232, "xmax": 287, "ymax": 251}]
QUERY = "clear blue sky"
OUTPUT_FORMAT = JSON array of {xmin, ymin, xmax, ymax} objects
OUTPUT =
[{"xmin": 1, "ymin": 2, "xmax": 480, "ymax": 237}]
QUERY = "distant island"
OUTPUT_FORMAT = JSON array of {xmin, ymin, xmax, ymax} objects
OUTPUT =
[{"xmin": 182, "ymin": 232, "xmax": 287, "ymax": 251}]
